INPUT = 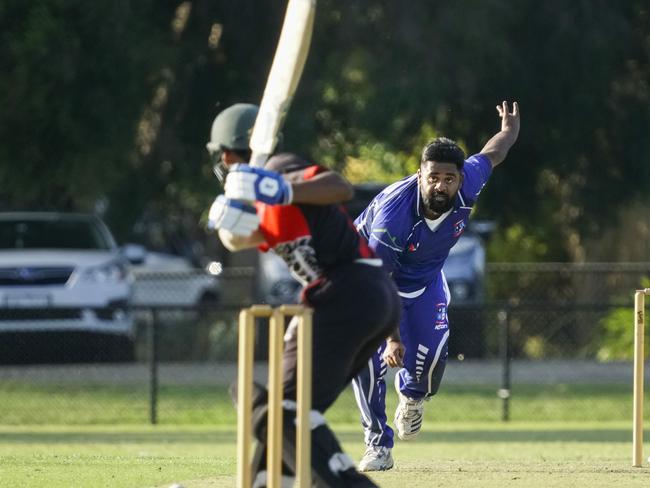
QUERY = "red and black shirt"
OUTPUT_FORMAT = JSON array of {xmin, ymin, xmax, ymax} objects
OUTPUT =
[{"xmin": 256, "ymin": 162, "xmax": 374, "ymax": 285}]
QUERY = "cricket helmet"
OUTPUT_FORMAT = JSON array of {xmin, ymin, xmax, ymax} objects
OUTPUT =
[{"xmin": 206, "ymin": 103, "xmax": 258, "ymax": 181}]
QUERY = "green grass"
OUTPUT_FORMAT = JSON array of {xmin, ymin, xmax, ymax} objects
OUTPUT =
[
  {"xmin": 1, "ymin": 422, "xmax": 649, "ymax": 488},
  {"xmin": 1, "ymin": 383, "xmax": 649, "ymax": 486},
  {"xmin": 0, "ymin": 382, "xmax": 646, "ymax": 424},
  {"xmin": 0, "ymin": 425, "xmax": 232, "ymax": 488},
  {"xmin": 0, "ymin": 382, "xmax": 650, "ymax": 488}
]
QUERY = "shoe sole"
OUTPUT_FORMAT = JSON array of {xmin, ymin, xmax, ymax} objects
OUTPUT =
[
  {"xmin": 358, "ymin": 461, "xmax": 394, "ymax": 472},
  {"xmin": 396, "ymin": 430, "xmax": 419, "ymax": 441}
]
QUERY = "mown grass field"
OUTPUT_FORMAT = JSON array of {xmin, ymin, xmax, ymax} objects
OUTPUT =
[
  {"xmin": 0, "ymin": 383, "xmax": 649, "ymax": 487},
  {"xmin": 0, "ymin": 382, "xmax": 645, "ymax": 424},
  {"xmin": 1, "ymin": 422, "xmax": 649, "ymax": 488}
]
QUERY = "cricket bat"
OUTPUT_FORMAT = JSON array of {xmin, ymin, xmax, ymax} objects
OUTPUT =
[{"xmin": 249, "ymin": 0, "xmax": 317, "ymax": 168}]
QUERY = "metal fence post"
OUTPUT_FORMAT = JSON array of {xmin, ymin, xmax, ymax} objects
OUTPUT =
[
  {"xmin": 148, "ymin": 309, "xmax": 158, "ymax": 425},
  {"xmin": 498, "ymin": 306, "xmax": 511, "ymax": 422}
]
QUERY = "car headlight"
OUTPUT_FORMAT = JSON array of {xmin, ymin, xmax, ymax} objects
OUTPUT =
[{"xmin": 82, "ymin": 261, "xmax": 130, "ymax": 283}]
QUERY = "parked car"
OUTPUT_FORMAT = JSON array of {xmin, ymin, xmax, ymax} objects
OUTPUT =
[
  {"xmin": 126, "ymin": 251, "xmax": 223, "ymax": 362},
  {"xmin": 255, "ymin": 252, "xmax": 302, "ymax": 306},
  {"xmin": 442, "ymin": 225, "xmax": 491, "ymax": 358},
  {"xmin": 130, "ymin": 252, "xmax": 221, "ymax": 309},
  {"xmin": 0, "ymin": 211, "xmax": 143, "ymax": 363}
]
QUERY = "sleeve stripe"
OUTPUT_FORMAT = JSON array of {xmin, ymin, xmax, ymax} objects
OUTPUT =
[{"xmin": 370, "ymin": 229, "xmax": 404, "ymax": 253}]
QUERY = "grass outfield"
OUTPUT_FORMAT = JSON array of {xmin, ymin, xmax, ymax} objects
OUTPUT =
[
  {"xmin": 0, "ymin": 422, "xmax": 649, "ymax": 488},
  {"xmin": 1, "ymin": 384, "xmax": 649, "ymax": 486},
  {"xmin": 0, "ymin": 382, "xmax": 647, "ymax": 424}
]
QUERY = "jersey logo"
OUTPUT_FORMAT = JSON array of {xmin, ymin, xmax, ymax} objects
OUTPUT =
[
  {"xmin": 408, "ymin": 242, "xmax": 419, "ymax": 252},
  {"xmin": 434, "ymin": 303, "xmax": 448, "ymax": 330},
  {"xmin": 259, "ymin": 177, "xmax": 280, "ymax": 198},
  {"xmin": 453, "ymin": 219, "xmax": 466, "ymax": 237},
  {"xmin": 273, "ymin": 236, "xmax": 322, "ymax": 285}
]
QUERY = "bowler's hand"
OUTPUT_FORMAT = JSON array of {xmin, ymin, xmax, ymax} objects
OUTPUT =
[
  {"xmin": 383, "ymin": 339, "xmax": 405, "ymax": 368},
  {"xmin": 207, "ymin": 195, "xmax": 260, "ymax": 236},
  {"xmin": 497, "ymin": 101, "xmax": 520, "ymax": 139},
  {"xmin": 225, "ymin": 164, "xmax": 293, "ymax": 205}
]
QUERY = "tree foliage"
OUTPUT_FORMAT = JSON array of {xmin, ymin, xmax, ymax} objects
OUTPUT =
[
  {"xmin": 0, "ymin": 0, "xmax": 170, "ymax": 210},
  {"xmin": 0, "ymin": 0, "xmax": 648, "ymax": 260}
]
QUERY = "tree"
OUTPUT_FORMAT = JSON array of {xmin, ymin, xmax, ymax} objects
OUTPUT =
[
  {"xmin": 1, "ymin": 1, "xmax": 648, "ymax": 262},
  {"xmin": 0, "ymin": 0, "xmax": 170, "ymax": 213}
]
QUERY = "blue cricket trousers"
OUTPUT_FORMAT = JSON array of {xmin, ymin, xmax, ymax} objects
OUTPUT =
[{"xmin": 351, "ymin": 271, "xmax": 451, "ymax": 448}]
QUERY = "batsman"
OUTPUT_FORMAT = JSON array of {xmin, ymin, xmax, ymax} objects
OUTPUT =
[
  {"xmin": 352, "ymin": 101, "xmax": 520, "ymax": 471},
  {"xmin": 206, "ymin": 103, "xmax": 401, "ymax": 487}
]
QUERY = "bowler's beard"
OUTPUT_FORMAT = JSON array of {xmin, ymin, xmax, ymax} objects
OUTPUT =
[{"xmin": 423, "ymin": 191, "xmax": 454, "ymax": 214}]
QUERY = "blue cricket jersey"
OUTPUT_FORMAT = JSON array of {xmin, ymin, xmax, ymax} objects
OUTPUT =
[{"xmin": 354, "ymin": 153, "xmax": 492, "ymax": 293}]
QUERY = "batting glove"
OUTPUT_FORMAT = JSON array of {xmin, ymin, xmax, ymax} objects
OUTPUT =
[
  {"xmin": 207, "ymin": 195, "xmax": 260, "ymax": 236},
  {"xmin": 224, "ymin": 164, "xmax": 293, "ymax": 205}
]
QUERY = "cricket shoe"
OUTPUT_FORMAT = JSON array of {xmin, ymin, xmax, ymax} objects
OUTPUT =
[
  {"xmin": 358, "ymin": 446, "xmax": 394, "ymax": 472},
  {"xmin": 393, "ymin": 376, "xmax": 425, "ymax": 440}
]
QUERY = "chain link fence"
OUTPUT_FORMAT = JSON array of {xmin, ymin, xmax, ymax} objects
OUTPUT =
[{"xmin": 0, "ymin": 263, "xmax": 648, "ymax": 425}]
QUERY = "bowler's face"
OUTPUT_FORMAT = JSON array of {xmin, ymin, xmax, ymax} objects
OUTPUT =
[{"xmin": 418, "ymin": 161, "xmax": 462, "ymax": 216}]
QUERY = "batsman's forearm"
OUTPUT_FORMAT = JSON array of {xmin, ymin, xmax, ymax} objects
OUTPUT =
[
  {"xmin": 480, "ymin": 129, "xmax": 519, "ymax": 167},
  {"xmin": 218, "ymin": 229, "xmax": 265, "ymax": 251},
  {"xmin": 290, "ymin": 172, "xmax": 354, "ymax": 204}
]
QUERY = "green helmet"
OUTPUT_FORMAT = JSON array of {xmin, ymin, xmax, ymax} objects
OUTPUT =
[
  {"xmin": 206, "ymin": 103, "xmax": 258, "ymax": 182},
  {"xmin": 206, "ymin": 103, "xmax": 258, "ymax": 154}
]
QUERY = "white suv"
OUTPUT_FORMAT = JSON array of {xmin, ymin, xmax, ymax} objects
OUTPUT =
[
  {"xmin": 130, "ymin": 251, "xmax": 220, "ymax": 308},
  {"xmin": 0, "ymin": 212, "xmax": 138, "ymax": 360}
]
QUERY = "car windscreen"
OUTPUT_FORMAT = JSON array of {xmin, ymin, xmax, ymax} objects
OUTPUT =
[{"xmin": 0, "ymin": 219, "xmax": 113, "ymax": 250}]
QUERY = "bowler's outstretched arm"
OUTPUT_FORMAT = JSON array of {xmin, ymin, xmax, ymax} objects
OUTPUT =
[{"xmin": 480, "ymin": 101, "xmax": 520, "ymax": 167}]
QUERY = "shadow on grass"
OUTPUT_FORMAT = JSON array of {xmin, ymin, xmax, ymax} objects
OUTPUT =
[
  {"xmin": 337, "ymin": 428, "xmax": 638, "ymax": 443},
  {"xmin": 3, "ymin": 427, "xmax": 638, "ymax": 445}
]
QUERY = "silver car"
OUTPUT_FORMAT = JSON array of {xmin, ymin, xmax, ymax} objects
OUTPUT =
[{"xmin": 0, "ymin": 212, "xmax": 137, "ymax": 362}]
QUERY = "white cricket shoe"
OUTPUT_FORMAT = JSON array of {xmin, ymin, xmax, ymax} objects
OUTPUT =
[
  {"xmin": 358, "ymin": 446, "xmax": 394, "ymax": 472},
  {"xmin": 394, "ymin": 376, "xmax": 425, "ymax": 440}
]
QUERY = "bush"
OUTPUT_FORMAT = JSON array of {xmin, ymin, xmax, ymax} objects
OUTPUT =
[{"xmin": 594, "ymin": 278, "xmax": 650, "ymax": 361}]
